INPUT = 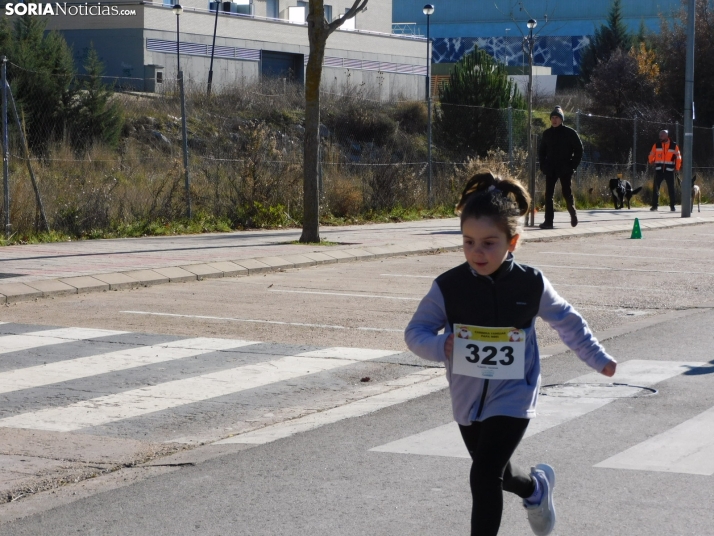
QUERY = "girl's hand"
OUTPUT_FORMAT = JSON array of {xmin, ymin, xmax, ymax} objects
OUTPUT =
[
  {"xmin": 601, "ymin": 361, "xmax": 617, "ymax": 377},
  {"xmin": 444, "ymin": 334, "xmax": 454, "ymax": 361}
]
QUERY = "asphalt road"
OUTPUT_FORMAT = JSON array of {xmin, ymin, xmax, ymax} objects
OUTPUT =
[{"xmin": 1, "ymin": 224, "xmax": 713, "ymax": 534}]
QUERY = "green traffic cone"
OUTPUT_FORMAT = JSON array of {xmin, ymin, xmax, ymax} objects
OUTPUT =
[{"xmin": 630, "ymin": 218, "xmax": 642, "ymax": 239}]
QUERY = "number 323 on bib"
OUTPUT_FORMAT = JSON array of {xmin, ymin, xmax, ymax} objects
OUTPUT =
[{"xmin": 452, "ymin": 324, "xmax": 526, "ymax": 380}]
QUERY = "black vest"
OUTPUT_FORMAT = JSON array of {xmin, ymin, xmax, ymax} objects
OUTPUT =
[{"xmin": 436, "ymin": 259, "xmax": 543, "ymax": 331}]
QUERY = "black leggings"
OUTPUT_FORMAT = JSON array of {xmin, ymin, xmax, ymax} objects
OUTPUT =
[{"xmin": 459, "ymin": 416, "xmax": 535, "ymax": 536}]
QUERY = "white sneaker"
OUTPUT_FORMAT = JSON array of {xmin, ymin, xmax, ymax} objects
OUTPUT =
[{"xmin": 524, "ymin": 464, "xmax": 556, "ymax": 536}]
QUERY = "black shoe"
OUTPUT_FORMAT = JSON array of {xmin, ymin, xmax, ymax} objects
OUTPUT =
[
  {"xmin": 650, "ymin": 206, "xmax": 658, "ymax": 211},
  {"xmin": 539, "ymin": 222, "xmax": 554, "ymax": 229},
  {"xmin": 568, "ymin": 208, "xmax": 578, "ymax": 227},
  {"xmin": 670, "ymin": 207, "xmax": 676, "ymax": 212}
]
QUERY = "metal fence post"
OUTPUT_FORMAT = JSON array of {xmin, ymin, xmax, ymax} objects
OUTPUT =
[
  {"xmin": 633, "ymin": 116, "xmax": 638, "ymax": 177},
  {"xmin": 179, "ymin": 70, "xmax": 191, "ymax": 220},
  {"xmin": 575, "ymin": 110, "xmax": 580, "ymax": 186},
  {"xmin": 2, "ymin": 57, "xmax": 10, "ymax": 238},
  {"xmin": 508, "ymin": 106, "xmax": 513, "ymax": 169},
  {"xmin": 7, "ymin": 82, "xmax": 49, "ymax": 232},
  {"xmin": 576, "ymin": 109, "xmax": 580, "ymax": 134}
]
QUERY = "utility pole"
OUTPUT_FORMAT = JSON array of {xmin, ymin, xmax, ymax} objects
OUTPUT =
[
  {"xmin": 525, "ymin": 19, "xmax": 536, "ymax": 227},
  {"xmin": 681, "ymin": 0, "xmax": 695, "ymax": 217},
  {"xmin": 423, "ymin": 4, "xmax": 434, "ymax": 207},
  {"xmin": 2, "ymin": 57, "xmax": 10, "ymax": 238}
]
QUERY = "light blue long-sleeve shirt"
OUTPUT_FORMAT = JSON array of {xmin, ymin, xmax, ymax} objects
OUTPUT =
[{"xmin": 405, "ymin": 271, "xmax": 616, "ymax": 425}]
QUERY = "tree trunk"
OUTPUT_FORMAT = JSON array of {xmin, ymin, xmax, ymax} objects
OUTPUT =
[
  {"xmin": 299, "ymin": 0, "xmax": 367, "ymax": 243},
  {"xmin": 299, "ymin": 3, "xmax": 328, "ymax": 243}
]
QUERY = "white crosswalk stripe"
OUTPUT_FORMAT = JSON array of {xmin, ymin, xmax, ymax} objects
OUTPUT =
[
  {"xmin": 0, "ymin": 355, "xmax": 360, "ymax": 432},
  {"xmin": 0, "ymin": 327, "xmax": 127, "ymax": 355},
  {"xmin": 0, "ymin": 324, "xmax": 424, "ymax": 439},
  {"xmin": 0, "ymin": 337, "xmax": 259, "ymax": 394},
  {"xmin": 594, "ymin": 404, "xmax": 714, "ymax": 475},
  {"xmin": 10, "ymin": 324, "xmax": 711, "ymax": 475},
  {"xmin": 216, "ymin": 369, "xmax": 447, "ymax": 445},
  {"xmin": 370, "ymin": 360, "xmax": 714, "ymax": 474}
]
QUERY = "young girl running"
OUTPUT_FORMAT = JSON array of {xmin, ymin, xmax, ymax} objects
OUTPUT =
[{"xmin": 405, "ymin": 170, "xmax": 617, "ymax": 536}]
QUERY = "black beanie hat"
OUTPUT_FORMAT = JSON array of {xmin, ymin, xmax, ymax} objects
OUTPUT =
[{"xmin": 550, "ymin": 106, "xmax": 565, "ymax": 122}]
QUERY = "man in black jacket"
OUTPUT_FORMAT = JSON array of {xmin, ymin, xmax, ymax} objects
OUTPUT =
[{"xmin": 538, "ymin": 106, "xmax": 583, "ymax": 229}]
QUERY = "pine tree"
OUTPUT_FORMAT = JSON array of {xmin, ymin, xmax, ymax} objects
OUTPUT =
[
  {"xmin": 5, "ymin": 15, "xmax": 76, "ymax": 151},
  {"xmin": 579, "ymin": 0, "xmax": 632, "ymax": 84},
  {"xmin": 70, "ymin": 44, "xmax": 124, "ymax": 150},
  {"xmin": 436, "ymin": 46, "xmax": 524, "ymax": 156}
]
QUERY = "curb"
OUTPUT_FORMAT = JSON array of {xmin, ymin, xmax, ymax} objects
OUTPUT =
[{"xmin": 1, "ymin": 216, "xmax": 712, "ymax": 304}]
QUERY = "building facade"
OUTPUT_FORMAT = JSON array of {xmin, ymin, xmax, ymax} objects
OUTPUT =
[
  {"xmin": 39, "ymin": 0, "xmax": 427, "ymax": 99},
  {"xmin": 393, "ymin": 0, "xmax": 682, "ymax": 76}
]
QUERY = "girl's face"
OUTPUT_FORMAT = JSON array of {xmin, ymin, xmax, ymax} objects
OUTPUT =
[{"xmin": 462, "ymin": 217, "xmax": 518, "ymax": 276}]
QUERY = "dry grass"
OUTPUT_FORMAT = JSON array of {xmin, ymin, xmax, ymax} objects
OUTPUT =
[{"xmin": 2, "ymin": 80, "xmax": 710, "ymax": 241}]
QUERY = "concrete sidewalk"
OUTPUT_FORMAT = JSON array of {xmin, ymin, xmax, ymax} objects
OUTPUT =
[{"xmin": 0, "ymin": 206, "xmax": 712, "ymax": 303}]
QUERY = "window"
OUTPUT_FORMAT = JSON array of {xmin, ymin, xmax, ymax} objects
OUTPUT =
[
  {"xmin": 208, "ymin": 0, "xmax": 252, "ymax": 15},
  {"xmin": 324, "ymin": 4, "xmax": 332, "ymax": 22},
  {"xmin": 288, "ymin": 5, "xmax": 305, "ymax": 23},
  {"xmin": 156, "ymin": 72, "xmax": 163, "ymax": 84},
  {"xmin": 163, "ymin": 0, "xmax": 174, "ymax": 6},
  {"xmin": 233, "ymin": 0, "xmax": 251, "ymax": 15}
]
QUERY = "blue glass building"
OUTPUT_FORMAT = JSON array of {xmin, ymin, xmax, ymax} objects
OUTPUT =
[{"xmin": 393, "ymin": 0, "xmax": 683, "ymax": 75}]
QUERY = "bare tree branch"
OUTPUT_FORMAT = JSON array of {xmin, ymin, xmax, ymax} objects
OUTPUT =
[{"xmin": 327, "ymin": 0, "xmax": 368, "ymax": 34}]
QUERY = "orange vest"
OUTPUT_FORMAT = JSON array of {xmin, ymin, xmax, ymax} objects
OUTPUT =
[{"xmin": 648, "ymin": 139, "xmax": 682, "ymax": 172}]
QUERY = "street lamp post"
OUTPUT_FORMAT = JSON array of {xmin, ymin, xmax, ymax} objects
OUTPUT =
[
  {"xmin": 207, "ymin": 0, "xmax": 220, "ymax": 96},
  {"xmin": 423, "ymin": 4, "xmax": 434, "ymax": 207},
  {"xmin": 681, "ymin": 0, "xmax": 695, "ymax": 217},
  {"xmin": 525, "ymin": 18, "xmax": 536, "ymax": 227},
  {"xmin": 174, "ymin": 3, "xmax": 192, "ymax": 219}
]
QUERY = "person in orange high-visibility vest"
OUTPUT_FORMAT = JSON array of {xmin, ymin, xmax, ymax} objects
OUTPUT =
[{"xmin": 648, "ymin": 130, "xmax": 682, "ymax": 211}]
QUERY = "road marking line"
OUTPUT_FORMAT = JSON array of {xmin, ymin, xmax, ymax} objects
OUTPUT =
[
  {"xmin": 380, "ymin": 274, "xmax": 434, "ymax": 279},
  {"xmin": 268, "ymin": 289, "xmax": 421, "ymax": 301},
  {"xmin": 0, "ymin": 350, "xmax": 405, "ymax": 432},
  {"xmin": 0, "ymin": 328, "xmax": 128, "ymax": 356},
  {"xmin": 594, "ymin": 405, "xmax": 714, "ymax": 475},
  {"xmin": 534, "ymin": 264, "xmax": 714, "ymax": 276},
  {"xmin": 550, "ymin": 283, "xmax": 669, "ymax": 292},
  {"xmin": 539, "ymin": 251, "xmax": 693, "ymax": 261},
  {"xmin": 215, "ymin": 370, "xmax": 447, "ymax": 445},
  {"xmin": 0, "ymin": 337, "xmax": 259, "ymax": 395},
  {"xmin": 370, "ymin": 422, "xmax": 469, "ymax": 458},
  {"xmin": 120, "ymin": 311, "xmax": 404, "ymax": 333},
  {"xmin": 378, "ymin": 275, "xmax": 674, "ymax": 293},
  {"xmin": 295, "ymin": 347, "xmax": 402, "ymax": 361},
  {"xmin": 369, "ymin": 360, "xmax": 706, "ymax": 459}
]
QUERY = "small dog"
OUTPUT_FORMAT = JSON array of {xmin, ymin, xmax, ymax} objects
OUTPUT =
[
  {"xmin": 609, "ymin": 176, "xmax": 642, "ymax": 209},
  {"xmin": 692, "ymin": 175, "xmax": 701, "ymax": 212}
]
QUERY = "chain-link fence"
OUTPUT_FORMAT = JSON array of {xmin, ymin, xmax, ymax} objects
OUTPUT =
[{"xmin": 1, "ymin": 64, "xmax": 711, "ymax": 238}]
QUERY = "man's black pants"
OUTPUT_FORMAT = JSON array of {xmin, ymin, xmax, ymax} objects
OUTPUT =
[
  {"xmin": 544, "ymin": 173, "xmax": 575, "ymax": 225},
  {"xmin": 652, "ymin": 170, "xmax": 676, "ymax": 209},
  {"xmin": 459, "ymin": 417, "xmax": 535, "ymax": 536}
]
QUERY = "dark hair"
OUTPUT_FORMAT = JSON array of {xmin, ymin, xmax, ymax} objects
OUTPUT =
[{"xmin": 455, "ymin": 170, "xmax": 531, "ymax": 240}]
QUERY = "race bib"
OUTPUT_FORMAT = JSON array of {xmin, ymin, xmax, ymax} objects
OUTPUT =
[{"xmin": 452, "ymin": 324, "xmax": 526, "ymax": 380}]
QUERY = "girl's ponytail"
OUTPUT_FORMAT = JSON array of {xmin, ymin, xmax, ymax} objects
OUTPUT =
[
  {"xmin": 456, "ymin": 169, "xmax": 531, "ymax": 240},
  {"xmin": 496, "ymin": 179, "xmax": 530, "ymax": 217},
  {"xmin": 455, "ymin": 171, "xmax": 498, "ymax": 214}
]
